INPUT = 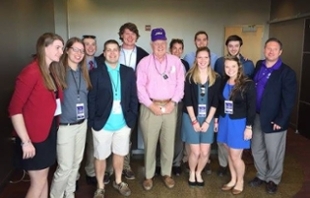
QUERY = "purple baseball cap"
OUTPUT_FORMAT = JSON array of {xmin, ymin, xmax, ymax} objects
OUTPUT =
[{"xmin": 151, "ymin": 28, "xmax": 167, "ymax": 41}]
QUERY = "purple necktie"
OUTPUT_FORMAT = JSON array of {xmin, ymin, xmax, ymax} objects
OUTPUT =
[{"xmin": 89, "ymin": 60, "xmax": 94, "ymax": 70}]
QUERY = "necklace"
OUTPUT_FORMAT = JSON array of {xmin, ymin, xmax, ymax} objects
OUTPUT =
[{"xmin": 153, "ymin": 54, "xmax": 168, "ymax": 79}]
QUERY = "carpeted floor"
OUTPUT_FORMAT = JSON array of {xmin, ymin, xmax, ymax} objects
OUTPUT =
[{"xmin": 0, "ymin": 129, "xmax": 305, "ymax": 198}]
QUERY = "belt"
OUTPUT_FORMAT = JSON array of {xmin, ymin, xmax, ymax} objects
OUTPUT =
[
  {"xmin": 151, "ymin": 98, "xmax": 171, "ymax": 104},
  {"xmin": 59, "ymin": 119, "xmax": 85, "ymax": 126}
]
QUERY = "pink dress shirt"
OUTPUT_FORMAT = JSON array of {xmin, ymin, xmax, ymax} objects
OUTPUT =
[{"xmin": 136, "ymin": 54, "xmax": 185, "ymax": 107}]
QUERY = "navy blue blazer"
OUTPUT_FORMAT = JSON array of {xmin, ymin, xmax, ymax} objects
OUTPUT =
[
  {"xmin": 254, "ymin": 60, "xmax": 297, "ymax": 133},
  {"xmin": 216, "ymin": 79, "xmax": 256, "ymax": 126},
  {"xmin": 88, "ymin": 59, "xmax": 139, "ymax": 130}
]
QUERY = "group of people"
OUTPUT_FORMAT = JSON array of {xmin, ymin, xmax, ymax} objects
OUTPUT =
[{"xmin": 8, "ymin": 22, "xmax": 297, "ymax": 198}]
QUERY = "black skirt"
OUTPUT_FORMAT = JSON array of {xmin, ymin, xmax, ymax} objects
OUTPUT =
[{"xmin": 14, "ymin": 117, "xmax": 58, "ymax": 171}]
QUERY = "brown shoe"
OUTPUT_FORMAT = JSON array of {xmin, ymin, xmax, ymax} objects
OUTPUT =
[
  {"xmin": 93, "ymin": 188, "xmax": 105, "ymax": 198},
  {"xmin": 232, "ymin": 187, "xmax": 243, "ymax": 195},
  {"xmin": 221, "ymin": 184, "xmax": 235, "ymax": 191},
  {"xmin": 163, "ymin": 176, "xmax": 175, "ymax": 189},
  {"xmin": 113, "ymin": 181, "xmax": 131, "ymax": 196},
  {"xmin": 143, "ymin": 179, "xmax": 153, "ymax": 191}
]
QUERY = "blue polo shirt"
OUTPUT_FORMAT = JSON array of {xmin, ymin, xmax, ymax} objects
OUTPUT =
[{"xmin": 103, "ymin": 62, "xmax": 126, "ymax": 131}]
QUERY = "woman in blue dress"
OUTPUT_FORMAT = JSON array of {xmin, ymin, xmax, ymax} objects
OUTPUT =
[
  {"xmin": 215, "ymin": 56, "xmax": 256, "ymax": 195},
  {"xmin": 182, "ymin": 47, "xmax": 221, "ymax": 187}
]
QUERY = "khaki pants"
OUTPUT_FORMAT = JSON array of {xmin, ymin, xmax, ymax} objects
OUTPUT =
[
  {"xmin": 140, "ymin": 105, "xmax": 177, "ymax": 179},
  {"xmin": 50, "ymin": 120, "xmax": 87, "ymax": 198}
]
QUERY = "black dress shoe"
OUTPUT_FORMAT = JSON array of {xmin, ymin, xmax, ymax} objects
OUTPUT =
[
  {"xmin": 188, "ymin": 180, "xmax": 196, "ymax": 187},
  {"xmin": 86, "ymin": 175, "xmax": 97, "ymax": 185},
  {"xmin": 172, "ymin": 166, "xmax": 182, "ymax": 176},
  {"xmin": 196, "ymin": 180, "xmax": 204, "ymax": 187},
  {"xmin": 266, "ymin": 181, "xmax": 277, "ymax": 194},
  {"xmin": 249, "ymin": 177, "xmax": 264, "ymax": 187},
  {"xmin": 155, "ymin": 166, "xmax": 161, "ymax": 176},
  {"xmin": 217, "ymin": 166, "xmax": 228, "ymax": 177}
]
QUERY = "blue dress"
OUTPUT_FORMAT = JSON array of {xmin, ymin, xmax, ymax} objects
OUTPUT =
[
  {"xmin": 182, "ymin": 82, "xmax": 214, "ymax": 144},
  {"xmin": 217, "ymin": 83, "xmax": 250, "ymax": 149}
]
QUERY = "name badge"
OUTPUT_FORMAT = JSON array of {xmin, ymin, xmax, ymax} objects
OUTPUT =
[
  {"xmin": 112, "ymin": 100, "xmax": 122, "ymax": 114},
  {"xmin": 76, "ymin": 103, "xmax": 85, "ymax": 120},
  {"xmin": 54, "ymin": 98, "xmax": 62, "ymax": 116},
  {"xmin": 198, "ymin": 104, "xmax": 207, "ymax": 117},
  {"xmin": 224, "ymin": 100, "xmax": 233, "ymax": 114}
]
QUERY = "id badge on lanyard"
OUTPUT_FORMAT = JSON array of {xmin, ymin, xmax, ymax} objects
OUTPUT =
[
  {"xmin": 198, "ymin": 104, "xmax": 207, "ymax": 117},
  {"xmin": 224, "ymin": 100, "xmax": 233, "ymax": 114},
  {"xmin": 112, "ymin": 100, "xmax": 122, "ymax": 114},
  {"xmin": 76, "ymin": 103, "xmax": 85, "ymax": 120}
]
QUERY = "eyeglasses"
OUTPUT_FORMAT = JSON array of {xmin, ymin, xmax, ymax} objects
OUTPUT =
[
  {"xmin": 82, "ymin": 35, "xmax": 96, "ymax": 39},
  {"xmin": 70, "ymin": 47, "xmax": 85, "ymax": 54},
  {"xmin": 200, "ymin": 84, "xmax": 206, "ymax": 96}
]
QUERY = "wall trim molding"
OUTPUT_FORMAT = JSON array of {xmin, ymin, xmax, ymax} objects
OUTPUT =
[{"xmin": 269, "ymin": 13, "xmax": 310, "ymax": 24}]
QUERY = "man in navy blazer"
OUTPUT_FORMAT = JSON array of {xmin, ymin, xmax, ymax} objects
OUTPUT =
[
  {"xmin": 249, "ymin": 38, "xmax": 297, "ymax": 194},
  {"xmin": 88, "ymin": 39, "xmax": 138, "ymax": 197}
]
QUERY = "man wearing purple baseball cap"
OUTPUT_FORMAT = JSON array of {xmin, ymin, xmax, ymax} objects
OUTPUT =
[{"xmin": 136, "ymin": 28, "xmax": 185, "ymax": 191}]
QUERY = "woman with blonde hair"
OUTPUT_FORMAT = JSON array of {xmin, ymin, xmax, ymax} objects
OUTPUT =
[
  {"xmin": 8, "ymin": 32, "xmax": 66, "ymax": 198},
  {"xmin": 182, "ymin": 47, "xmax": 221, "ymax": 187},
  {"xmin": 50, "ymin": 37, "xmax": 92, "ymax": 198},
  {"xmin": 216, "ymin": 56, "xmax": 256, "ymax": 195}
]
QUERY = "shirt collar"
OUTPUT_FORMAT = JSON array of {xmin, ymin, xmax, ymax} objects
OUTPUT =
[
  {"xmin": 121, "ymin": 46, "xmax": 137, "ymax": 53},
  {"xmin": 105, "ymin": 62, "xmax": 120, "ymax": 72},
  {"xmin": 262, "ymin": 58, "xmax": 282, "ymax": 70}
]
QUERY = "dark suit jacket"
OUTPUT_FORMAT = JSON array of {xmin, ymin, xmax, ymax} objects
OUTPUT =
[
  {"xmin": 254, "ymin": 60, "xmax": 297, "ymax": 133},
  {"xmin": 181, "ymin": 59, "xmax": 190, "ymax": 72},
  {"xmin": 216, "ymin": 79, "xmax": 256, "ymax": 126},
  {"xmin": 136, "ymin": 46, "xmax": 149, "ymax": 68},
  {"xmin": 88, "ymin": 60, "xmax": 139, "ymax": 130},
  {"xmin": 183, "ymin": 75, "xmax": 221, "ymax": 116}
]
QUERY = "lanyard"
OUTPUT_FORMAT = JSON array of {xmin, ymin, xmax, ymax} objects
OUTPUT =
[
  {"xmin": 108, "ymin": 70, "xmax": 120, "ymax": 97},
  {"xmin": 153, "ymin": 55, "xmax": 168, "ymax": 77},
  {"xmin": 70, "ymin": 69, "xmax": 81, "ymax": 99},
  {"xmin": 122, "ymin": 48, "xmax": 135, "ymax": 67}
]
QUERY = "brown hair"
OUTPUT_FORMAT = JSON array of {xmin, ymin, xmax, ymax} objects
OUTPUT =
[
  {"xmin": 194, "ymin": 31, "xmax": 209, "ymax": 41},
  {"xmin": 187, "ymin": 47, "xmax": 217, "ymax": 87},
  {"xmin": 169, "ymin": 38, "xmax": 184, "ymax": 50},
  {"xmin": 118, "ymin": 22, "xmax": 140, "ymax": 41},
  {"xmin": 61, "ymin": 37, "xmax": 92, "ymax": 89},
  {"xmin": 36, "ymin": 32, "xmax": 66, "ymax": 90},
  {"xmin": 103, "ymin": 39, "xmax": 120, "ymax": 51},
  {"xmin": 224, "ymin": 55, "xmax": 251, "ymax": 99}
]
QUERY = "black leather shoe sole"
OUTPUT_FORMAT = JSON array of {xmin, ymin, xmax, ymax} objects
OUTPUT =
[
  {"xmin": 249, "ymin": 177, "xmax": 264, "ymax": 187},
  {"xmin": 188, "ymin": 180, "xmax": 196, "ymax": 187},
  {"xmin": 266, "ymin": 181, "xmax": 277, "ymax": 194},
  {"xmin": 196, "ymin": 181, "xmax": 204, "ymax": 188}
]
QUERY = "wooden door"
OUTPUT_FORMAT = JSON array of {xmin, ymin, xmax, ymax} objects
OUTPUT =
[{"xmin": 224, "ymin": 25, "xmax": 264, "ymax": 64}]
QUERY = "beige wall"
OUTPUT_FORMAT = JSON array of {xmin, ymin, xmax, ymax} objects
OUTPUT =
[{"xmin": 62, "ymin": 0, "xmax": 270, "ymax": 57}]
